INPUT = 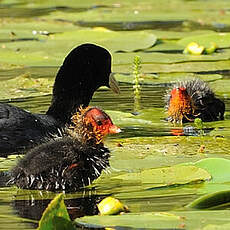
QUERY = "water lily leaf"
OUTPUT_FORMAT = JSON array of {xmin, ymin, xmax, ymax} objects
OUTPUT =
[
  {"xmin": 202, "ymin": 223, "xmax": 230, "ymax": 230},
  {"xmin": 114, "ymin": 60, "xmax": 230, "ymax": 74},
  {"xmin": 45, "ymin": 29, "xmax": 157, "ymax": 52},
  {"xmin": 112, "ymin": 165, "xmax": 211, "ymax": 188},
  {"xmin": 0, "ymin": 30, "xmax": 156, "ymax": 67},
  {"xmin": 186, "ymin": 190, "xmax": 230, "ymax": 209},
  {"xmin": 150, "ymin": 30, "xmax": 216, "ymax": 41},
  {"xmin": 178, "ymin": 33, "xmax": 230, "ymax": 48},
  {"xmin": 210, "ymin": 79, "xmax": 230, "ymax": 97},
  {"xmin": 114, "ymin": 49, "xmax": 230, "ymax": 65},
  {"xmin": 76, "ymin": 210, "xmax": 230, "ymax": 229},
  {"xmin": 38, "ymin": 193, "xmax": 74, "ymax": 230},
  {"xmin": 183, "ymin": 158, "xmax": 230, "ymax": 183},
  {"xmin": 114, "ymin": 72, "xmax": 222, "ymax": 85}
]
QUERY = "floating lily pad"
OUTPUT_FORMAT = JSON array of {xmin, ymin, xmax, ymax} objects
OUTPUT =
[
  {"xmin": 210, "ymin": 79, "xmax": 230, "ymax": 97},
  {"xmin": 178, "ymin": 32, "xmax": 230, "ymax": 48},
  {"xmin": 113, "ymin": 60, "xmax": 230, "ymax": 74},
  {"xmin": 112, "ymin": 165, "xmax": 211, "ymax": 189},
  {"xmin": 184, "ymin": 158, "xmax": 230, "ymax": 183},
  {"xmin": 52, "ymin": 29, "xmax": 157, "ymax": 52},
  {"xmin": 202, "ymin": 223, "xmax": 230, "ymax": 230},
  {"xmin": 187, "ymin": 190, "xmax": 230, "ymax": 209},
  {"xmin": 76, "ymin": 210, "xmax": 230, "ymax": 229},
  {"xmin": 114, "ymin": 72, "xmax": 222, "ymax": 85}
]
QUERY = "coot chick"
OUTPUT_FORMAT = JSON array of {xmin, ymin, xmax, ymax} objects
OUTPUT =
[
  {"xmin": 0, "ymin": 43, "xmax": 120, "ymax": 156},
  {"xmin": 9, "ymin": 107, "xmax": 120, "ymax": 191},
  {"xmin": 165, "ymin": 78, "xmax": 225, "ymax": 123}
]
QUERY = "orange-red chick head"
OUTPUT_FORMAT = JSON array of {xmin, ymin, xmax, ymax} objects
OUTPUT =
[
  {"xmin": 84, "ymin": 107, "xmax": 121, "ymax": 137},
  {"xmin": 70, "ymin": 106, "xmax": 120, "ymax": 144},
  {"xmin": 168, "ymin": 87, "xmax": 195, "ymax": 123}
]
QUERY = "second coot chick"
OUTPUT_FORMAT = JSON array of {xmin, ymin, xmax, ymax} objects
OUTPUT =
[
  {"xmin": 165, "ymin": 78, "xmax": 225, "ymax": 123},
  {"xmin": 9, "ymin": 107, "xmax": 120, "ymax": 191},
  {"xmin": 0, "ymin": 43, "xmax": 120, "ymax": 156}
]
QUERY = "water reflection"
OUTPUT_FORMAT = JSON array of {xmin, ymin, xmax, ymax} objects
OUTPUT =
[
  {"xmin": 0, "ymin": 73, "xmax": 229, "ymax": 229},
  {"xmin": 12, "ymin": 189, "xmax": 104, "ymax": 222}
]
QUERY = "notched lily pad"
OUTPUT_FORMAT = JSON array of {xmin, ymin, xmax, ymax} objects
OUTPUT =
[
  {"xmin": 183, "ymin": 158, "xmax": 230, "ymax": 183},
  {"xmin": 52, "ymin": 29, "xmax": 157, "ymax": 52},
  {"xmin": 112, "ymin": 165, "xmax": 211, "ymax": 188}
]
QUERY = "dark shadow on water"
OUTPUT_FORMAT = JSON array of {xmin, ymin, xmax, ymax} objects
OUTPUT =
[
  {"xmin": 75, "ymin": 20, "xmax": 230, "ymax": 32},
  {"xmin": 75, "ymin": 20, "xmax": 184, "ymax": 31},
  {"xmin": 11, "ymin": 189, "xmax": 110, "ymax": 229},
  {"xmin": 0, "ymin": 4, "xmax": 111, "ymax": 18}
]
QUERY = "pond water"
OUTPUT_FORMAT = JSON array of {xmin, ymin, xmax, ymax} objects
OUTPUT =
[
  {"xmin": 1, "ymin": 0, "xmax": 230, "ymax": 229},
  {"xmin": 0, "ymin": 78, "xmax": 230, "ymax": 229}
]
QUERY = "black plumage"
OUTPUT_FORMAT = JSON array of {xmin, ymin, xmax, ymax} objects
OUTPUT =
[
  {"xmin": 0, "ymin": 43, "xmax": 119, "ymax": 156},
  {"xmin": 9, "ymin": 107, "xmax": 120, "ymax": 191},
  {"xmin": 165, "ymin": 78, "xmax": 225, "ymax": 123}
]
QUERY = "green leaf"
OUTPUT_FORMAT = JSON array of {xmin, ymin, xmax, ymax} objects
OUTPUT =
[
  {"xmin": 113, "ymin": 60, "xmax": 230, "ymax": 74},
  {"xmin": 38, "ymin": 193, "xmax": 74, "ymax": 230},
  {"xmin": 76, "ymin": 210, "xmax": 230, "ymax": 229},
  {"xmin": 112, "ymin": 165, "xmax": 211, "ymax": 188},
  {"xmin": 178, "ymin": 33, "xmax": 230, "ymax": 48},
  {"xmin": 202, "ymin": 223, "xmax": 230, "ymax": 230},
  {"xmin": 52, "ymin": 29, "xmax": 157, "ymax": 52},
  {"xmin": 52, "ymin": 216, "xmax": 76, "ymax": 230},
  {"xmin": 187, "ymin": 190, "xmax": 230, "ymax": 209},
  {"xmin": 183, "ymin": 158, "xmax": 230, "ymax": 183}
]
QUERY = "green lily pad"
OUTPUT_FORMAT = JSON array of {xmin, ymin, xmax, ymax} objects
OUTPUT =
[
  {"xmin": 150, "ymin": 30, "xmax": 216, "ymax": 41},
  {"xmin": 210, "ymin": 79, "xmax": 230, "ymax": 97},
  {"xmin": 178, "ymin": 33, "xmax": 230, "ymax": 48},
  {"xmin": 114, "ymin": 72, "xmax": 222, "ymax": 85},
  {"xmin": 113, "ymin": 60, "xmax": 230, "ymax": 74},
  {"xmin": 202, "ymin": 223, "xmax": 230, "ymax": 230},
  {"xmin": 76, "ymin": 210, "xmax": 230, "ymax": 229},
  {"xmin": 184, "ymin": 158, "xmax": 230, "ymax": 183},
  {"xmin": 112, "ymin": 165, "xmax": 211, "ymax": 188},
  {"xmin": 187, "ymin": 190, "xmax": 230, "ymax": 209},
  {"xmin": 52, "ymin": 29, "xmax": 157, "ymax": 52},
  {"xmin": 0, "ymin": 30, "xmax": 156, "ymax": 67}
]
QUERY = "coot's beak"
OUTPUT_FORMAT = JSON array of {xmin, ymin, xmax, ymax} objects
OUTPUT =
[
  {"xmin": 109, "ymin": 124, "xmax": 121, "ymax": 134},
  {"xmin": 109, "ymin": 73, "xmax": 120, "ymax": 94}
]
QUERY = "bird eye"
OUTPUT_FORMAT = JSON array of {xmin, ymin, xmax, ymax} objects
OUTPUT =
[{"xmin": 96, "ymin": 120, "xmax": 103, "ymax": 126}]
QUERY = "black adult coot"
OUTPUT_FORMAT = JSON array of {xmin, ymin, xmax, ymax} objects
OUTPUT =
[
  {"xmin": 0, "ymin": 43, "xmax": 120, "ymax": 156},
  {"xmin": 165, "ymin": 78, "xmax": 225, "ymax": 123},
  {"xmin": 9, "ymin": 106, "xmax": 121, "ymax": 191}
]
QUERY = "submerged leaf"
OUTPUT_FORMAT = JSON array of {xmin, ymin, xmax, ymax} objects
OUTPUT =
[{"xmin": 187, "ymin": 190, "xmax": 230, "ymax": 209}]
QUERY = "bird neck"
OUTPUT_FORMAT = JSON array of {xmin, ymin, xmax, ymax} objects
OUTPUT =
[{"xmin": 46, "ymin": 67, "xmax": 95, "ymax": 125}]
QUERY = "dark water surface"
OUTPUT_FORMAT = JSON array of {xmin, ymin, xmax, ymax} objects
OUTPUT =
[
  {"xmin": 0, "ymin": 78, "xmax": 229, "ymax": 229},
  {"xmin": 1, "ymin": 0, "xmax": 230, "ymax": 229}
]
